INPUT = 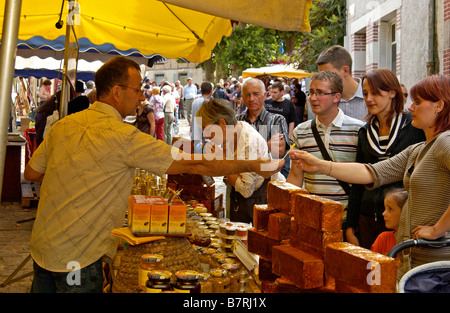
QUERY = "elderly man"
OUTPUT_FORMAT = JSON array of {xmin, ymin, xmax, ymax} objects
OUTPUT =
[
  {"xmin": 24, "ymin": 56, "xmax": 283, "ymax": 293},
  {"xmin": 237, "ymin": 78, "xmax": 290, "ymax": 177},
  {"xmin": 162, "ymin": 85, "xmax": 176, "ymax": 145}
]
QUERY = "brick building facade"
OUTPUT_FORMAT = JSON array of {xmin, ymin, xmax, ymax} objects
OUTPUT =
[{"xmin": 345, "ymin": 0, "xmax": 449, "ymax": 107}]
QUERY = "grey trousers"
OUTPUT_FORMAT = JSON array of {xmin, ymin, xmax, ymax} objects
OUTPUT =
[{"xmin": 163, "ymin": 112, "xmax": 174, "ymax": 145}]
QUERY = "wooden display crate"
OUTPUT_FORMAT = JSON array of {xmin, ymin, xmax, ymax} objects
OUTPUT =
[{"xmin": 21, "ymin": 182, "xmax": 40, "ymax": 207}]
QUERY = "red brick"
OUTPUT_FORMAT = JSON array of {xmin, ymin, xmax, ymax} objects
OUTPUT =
[
  {"xmin": 261, "ymin": 277, "xmax": 334, "ymax": 293},
  {"xmin": 268, "ymin": 212, "xmax": 292, "ymax": 240},
  {"xmin": 247, "ymin": 229, "xmax": 288, "ymax": 260},
  {"xmin": 291, "ymin": 193, "xmax": 344, "ymax": 232},
  {"xmin": 253, "ymin": 204, "xmax": 276, "ymax": 231},
  {"xmin": 325, "ymin": 242, "xmax": 397, "ymax": 293},
  {"xmin": 258, "ymin": 257, "xmax": 279, "ymax": 282},
  {"xmin": 272, "ymin": 245, "xmax": 324, "ymax": 289},
  {"xmin": 290, "ymin": 220, "xmax": 342, "ymax": 259},
  {"xmin": 267, "ymin": 180, "xmax": 309, "ymax": 214},
  {"xmin": 334, "ymin": 278, "xmax": 366, "ymax": 293}
]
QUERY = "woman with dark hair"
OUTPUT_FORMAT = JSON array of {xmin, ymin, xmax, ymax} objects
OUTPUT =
[
  {"xmin": 344, "ymin": 68, "xmax": 426, "ymax": 249},
  {"xmin": 135, "ymin": 100, "xmax": 155, "ymax": 136},
  {"xmin": 289, "ymin": 74, "xmax": 450, "ymax": 279}
]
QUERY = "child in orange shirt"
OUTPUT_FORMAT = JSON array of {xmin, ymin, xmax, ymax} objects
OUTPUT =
[{"xmin": 371, "ymin": 187, "xmax": 408, "ymax": 255}]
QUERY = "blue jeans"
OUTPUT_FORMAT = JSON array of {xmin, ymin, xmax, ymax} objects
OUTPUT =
[{"xmin": 30, "ymin": 259, "xmax": 103, "ymax": 293}]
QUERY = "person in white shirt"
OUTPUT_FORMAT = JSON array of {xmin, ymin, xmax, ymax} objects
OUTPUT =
[
  {"xmin": 162, "ymin": 85, "xmax": 176, "ymax": 145},
  {"xmin": 183, "ymin": 77, "xmax": 197, "ymax": 123}
]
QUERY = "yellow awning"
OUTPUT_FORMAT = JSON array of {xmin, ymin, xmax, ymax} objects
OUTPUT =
[
  {"xmin": 0, "ymin": 0, "xmax": 233, "ymax": 62},
  {"xmin": 1, "ymin": 0, "xmax": 321, "ymax": 62},
  {"xmin": 164, "ymin": 0, "xmax": 320, "ymax": 31},
  {"xmin": 242, "ymin": 64, "xmax": 313, "ymax": 79}
]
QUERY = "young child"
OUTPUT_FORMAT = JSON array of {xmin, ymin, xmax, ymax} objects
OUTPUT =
[{"xmin": 371, "ymin": 187, "xmax": 408, "ymax": 255}]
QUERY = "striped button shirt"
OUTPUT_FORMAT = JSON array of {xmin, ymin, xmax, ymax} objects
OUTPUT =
[
  {"xmin": 237, "ymin": 108, "xmax": 290, "ymax": 154},
  {"xmin": 291, "ymin": 109, "xmax": 365, "ymax": 207},
  {"xmin": 338, "ymin": 78, "xmax": 367, "ymax": 121}
]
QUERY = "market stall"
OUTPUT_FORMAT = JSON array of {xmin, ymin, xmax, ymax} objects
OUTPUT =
[
  {"xmin": 242, "ymin": 64, "xmax": 313, "ymax": 80},
  {"xmin": 108, "ymin": 170, "xmax": 399, "ymax": 294},
  {"xmin": 109, "ymin": 167, "xmax": 256, "ymax": 294}
]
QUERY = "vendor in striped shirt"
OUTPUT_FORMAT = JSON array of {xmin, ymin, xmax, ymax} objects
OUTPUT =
[{"xmin": 286, "ymin": 71, "xmax": 365, "ymax": 210}]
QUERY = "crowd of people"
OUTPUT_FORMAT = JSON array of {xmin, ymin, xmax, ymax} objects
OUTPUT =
[{"xmin": 24, "ymin": 43, "xmax": 449, "ymax": 291}]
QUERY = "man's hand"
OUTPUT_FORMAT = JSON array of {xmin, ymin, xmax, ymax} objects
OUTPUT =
[{"xmin": 256, "ymin": 158, "xmax": 285, "ymax": 179}]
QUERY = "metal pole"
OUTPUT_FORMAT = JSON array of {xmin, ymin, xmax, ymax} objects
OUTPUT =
[{"xmin": 0, "ymin": 0, "xmax": 22, "ymax": 199}]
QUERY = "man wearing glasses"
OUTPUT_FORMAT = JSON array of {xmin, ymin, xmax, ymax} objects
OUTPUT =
[
  {"xmin": 24, "ymin": 56, "xmax": 283, "ymax": 293},
  {"xmin": 286, "ymin": 71, "xmax": 364, "ymax": 211}
]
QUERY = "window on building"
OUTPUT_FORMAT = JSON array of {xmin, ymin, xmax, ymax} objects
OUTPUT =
[
  {"xmin": 155, "ymin": 74, "xmax": 165, "ymax": 85},
  {"xmin": 390, "ymin": 22, "xmax": 397, "ymax": 75},
  {"xmin": 178, "ymin": 73, "xmax": 188, "ymax": 86}
]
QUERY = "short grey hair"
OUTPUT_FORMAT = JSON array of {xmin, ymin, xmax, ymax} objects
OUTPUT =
[
  {"xmin": 195, "ymin": 99, "xmax": 237, "ymax": 127},
  {"xmin": 242, "ymin": 78, "xmax": 265, "ymax": 94},
  {"xmin": 162, "ymin": 85, "xmax": 171, "ymax": 94}
]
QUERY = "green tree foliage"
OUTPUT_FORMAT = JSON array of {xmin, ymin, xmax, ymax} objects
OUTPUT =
[
  {"xmin": 212, "ymin": 24, "xmax": 279, "ymax": 79},
  {"xmin": 287, "ymin": 0, "xmax": 345, "ymax": 72},
  {"xmin": 209, "ymin": 0, "xmax": 345, "ymax": 79}
]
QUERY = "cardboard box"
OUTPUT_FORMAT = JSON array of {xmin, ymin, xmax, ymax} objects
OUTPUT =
[
  {"xmin": 149, "ymin": 197, "xmax": 169, "ymax": 234},
  {"xmin": 128, "ymin": 195, "xmax": 151, "ymax": 233},
  {"xmin": 168, "ymin": 200, "xmax": 187, "ymax": 233}
]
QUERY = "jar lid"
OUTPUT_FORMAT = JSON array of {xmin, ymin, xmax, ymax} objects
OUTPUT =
[
  {"xmin": 141, "ymin": 254, "xmax": 164, "ymax": 262},
  {"xmin": 211, "ymin": 253, "xmax": 228, "ymax": 261},
  {"xmin": 221, "ymin": 262, "xmax": 240, "ymax": 271},
  {"xmin": 200, "ymin": 248, "xmax": 215, "ymax": 255},
  {"xmin": 147, "ymin": 270, "xmax": 172, "ymax": 280},
  {"xmin": 219, "ymin": 257, "xmax": 236, "ymax": 265},
  {"xmin": 197, "ymin": 272, "xmax": 210, "ymax": 281},
  {"xmin": 175, "ymin": 270, "xmax": 199, "ymax": 281},
  {"xmin": 209, "ymin": 268, "xmax": 228, "ymax": 277}
]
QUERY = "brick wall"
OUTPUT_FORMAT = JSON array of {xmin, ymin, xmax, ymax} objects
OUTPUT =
[
  {"xmin": 350, "ymin": 33, "xmax": 366, "ymax": 79},
  {"xmin": 444, "ymin": 0, "xmax": 450, "ymax": 76}
]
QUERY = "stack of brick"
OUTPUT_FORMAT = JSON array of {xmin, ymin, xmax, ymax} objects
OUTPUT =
[
  {"xmin": 248, "ymin": 180, "xmax": 398, "ymax": 293},
  {"xmin": 325, "ymin": 242, "xmax": 397, "ymax": 293}
]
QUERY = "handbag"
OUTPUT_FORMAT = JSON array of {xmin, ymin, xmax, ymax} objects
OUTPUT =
[
  {"xmin": 43, "ymin": 109, "xmax": 59, "ymax": 138},
  {"xmin": 310, "ymin": 119, "xmax": 351, "ymax": 194}
]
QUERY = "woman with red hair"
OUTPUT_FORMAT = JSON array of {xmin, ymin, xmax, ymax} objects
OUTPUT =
[{"xmin": 288, "ymin": 75, "xmax": 450, "ymax": 279}]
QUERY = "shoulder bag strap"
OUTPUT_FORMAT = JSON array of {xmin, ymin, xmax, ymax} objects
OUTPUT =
[{"xmin": 311, "ymin": 119, "xmax": 351, "ymax": 194}]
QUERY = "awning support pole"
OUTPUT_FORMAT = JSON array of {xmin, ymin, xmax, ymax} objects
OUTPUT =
[{"xmin": 0, "ymin": 0, "xmax": 22, "ymax": 199}]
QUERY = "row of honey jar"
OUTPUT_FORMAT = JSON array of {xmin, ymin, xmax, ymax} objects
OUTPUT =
[
  {"xmin": 131, "ymin": 169, "xmax": 168, "ymax": 197},
  {"xmin": 138, "ymin": 253, "xmax": 247, "ymax": 293}
]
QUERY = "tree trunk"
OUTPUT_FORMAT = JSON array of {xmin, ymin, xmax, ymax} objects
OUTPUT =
[{"xmin": 203, "ymin": 57, "xmax": 215, "ymax": 83}]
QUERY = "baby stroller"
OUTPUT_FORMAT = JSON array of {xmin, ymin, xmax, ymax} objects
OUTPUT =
[{"xmin": 388, "ymin": 237, "xmax": 450, "ymax": 293}]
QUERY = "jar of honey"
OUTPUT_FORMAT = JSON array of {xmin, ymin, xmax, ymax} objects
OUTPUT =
[
  {"xmin": 145, "ymin": 270, "xmax": 172, "ymax": 293},
  {"xmin": 209, "ymin": 268, "xmax": 230, "ymax": 293},
  {"xmin": 138, "ymin": 254, "xmax": 163, "ymax": 291},
  {"xmin": 174, "ymin": 270, "xmax": 201, "ymax": 293}
]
